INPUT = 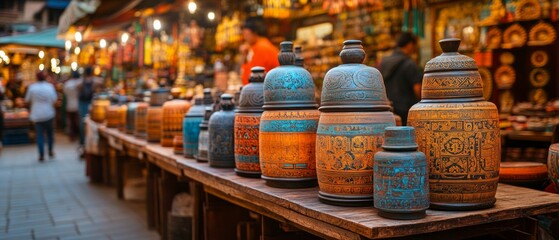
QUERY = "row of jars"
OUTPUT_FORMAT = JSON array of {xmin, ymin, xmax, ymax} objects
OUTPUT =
[{"xmin": 92, "ymin": 38, "xmax": 518, "ymax": 220}]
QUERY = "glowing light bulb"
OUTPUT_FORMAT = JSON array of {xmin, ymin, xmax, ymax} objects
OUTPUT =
[
  {"xmin": 38, "ymin": 51, "xmax": 45, "ymax": 59},
  {"xmin": 65, "ymin": 40, "xmax": 71, "ymax": 50},
  {"xmin": 74, "ymin": 47, "xmax": 81, "ymax": 55},
  {"xmin": 39, "ymin": 64, "xmax": 44, "ymax": 71},
  {"xmin": 75, "ymin": 32, "xmax": 82, "ymax": 42},
  {"xmin": 153, "ymin": 19, "xmax": 161, "ymax": 31},
  {"xmin": 208, "ymin": 12, "xmax": 215, "ymax": 21},
  {"xmin": 71, "ymin": 62, "xmax": 78, "ymax": 71},
  {"xmin": 188, "ymin": 1, "xmax": 197, "ymax": 14},
  {"xmin": 121, "ymin": 32, "xmax": 129, "ymax": 44},
  {"xmin": 100, "ymin": 39, "xmax": 107, "ymax": 48}
]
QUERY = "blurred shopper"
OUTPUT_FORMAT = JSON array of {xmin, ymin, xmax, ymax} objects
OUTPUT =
[
  {"xmin": 378, "ymin": 32, "xmax": 423, "ymax": 126},
  {"xmin": 25, "ymin": 71, "xmax": 57, "ymax": 161},
  {"xmin": 239, "ymin": 17, "xmax": 279, "ymax": 85},
  {"xmin": 6, "ymin": 72, "xmax": 25, "ymax": 107},
  {"xmin": 63, "ymin": 71, "xmax": 81, "ymax": 142},
  {"xmin": 77, "ymin": 66, "xmax": 99, "ymax": 147}
]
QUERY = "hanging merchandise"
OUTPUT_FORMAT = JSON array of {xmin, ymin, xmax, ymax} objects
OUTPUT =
[
  {"xmin": 259, "ymin": 41, "xmax": 320, "ymax": 189},
  {"xmin": 408, "ymin": 39, "xmax": 500, "ymax": 211},
  {"xmin": 144, "ymin": 35, "xmax": 153, "ymax": 66},
  {"xmin": 316, "ymin": 40, "xmax": 395, "ymax": 206}
]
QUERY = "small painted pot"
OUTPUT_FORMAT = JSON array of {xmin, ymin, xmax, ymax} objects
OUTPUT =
[
  {"xmin": 134, "ymin": 102, "xmax": 149, "ymax": 139},
  {"xmin": 209, "ymin": 94, "xmax": 236, "ymax": 168},
  {"xmin": 146, "ymin": 106, "xmax": 163, "ymax": 142},
  {"xmin": 196, "ymin": 107, "xmax": 213, "ymax": 162},
  {"xmin": 161, "ymin": 100, "xmax": 191, "ymax": 147},
  {"xmin": 182, "ymin": 96, "xmax": 206, "ymax": 158},
  {"xmin": 125, "ymin": 102, "xmax": 140, "ymax": 134},
  {"xmin": 374, "ymin": 126, "xmax": 429, "ymax": 220},
  {"xmin": 499, "ymin": 162, "xmax": 548, "ymax": 189}
]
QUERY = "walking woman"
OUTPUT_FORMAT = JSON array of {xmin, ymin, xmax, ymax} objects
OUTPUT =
[{"xmin": 25, "ymin": 71, "xmax": 58, "ymax": 161}]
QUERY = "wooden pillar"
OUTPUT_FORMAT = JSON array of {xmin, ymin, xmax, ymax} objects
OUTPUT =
[
  {"xmin": 158, "ymin": 170, "xmax": 179, "ymax": 240},
  {"xmin": 146, "ymin": 161, "xmax": 158, "ymax": 229}
]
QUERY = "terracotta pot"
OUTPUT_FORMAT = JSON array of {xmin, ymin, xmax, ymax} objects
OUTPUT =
[
  {"xmin": 196, "ymin": 107, "xmax": 213, "ymax": 162},
  {"xmin": 90, "ymin": 98, "xmax": 110, "ymax": 123},
  {"xmin": 235, "ymin": 67, "xmax": 265, "ymax": 177},
  {"xmin": 259, "ymin": 41, "xmax": 320, "ymax": 188},
  {"xmin": 146, "ymin": 106, "xmax": 163, "ymax": 142},
  {"xmin": 500, "ymin": 162, "xmax": 548, "ymax": 189},
  {"xmin": 374, "ymin": 127, "xmax": 429, "ymax": 220},
  {"xmin": 173, "ymin": 135, "xmax": 184, "ymax": 155},
  {"xmin": 134, "ymin": 102, "xmax": 149, "ymax": 139},
  {"xmin": 316, "ymin": 40, "xmax": 395, "ymax": 206},
  {"xmin": 150, "ymin": 87, "xmax": 171, "ymax": 106},
  {"xmin": 105, "ymin": 105, "xmax": 121, "ymax": 128},
  {"xmin": 208, "ymin": 94, "xmax": 236, "ymax": 168},
  {"xmin": 161, "ymin": 100, "xmax": 191, "ymax": 147},
  {"xmin": 548, "ymin": 144, "xmax": 559, "ymax": 192},
  {"xmin": 408, "ymin": 38, "xmax": 501, "ymax": 210},
  {"xmin": 183, "ymin": 89, "xmax": 212, "ymax": 158}
]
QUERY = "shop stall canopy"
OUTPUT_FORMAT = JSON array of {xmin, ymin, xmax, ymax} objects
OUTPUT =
[{"xmin": 0, "ymin": 27, "xmax": 64, "ymax": 48}]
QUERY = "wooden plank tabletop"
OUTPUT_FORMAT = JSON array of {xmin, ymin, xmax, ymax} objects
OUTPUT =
[{"xmin": 93, "ymin": 120, "xmax": 559, "ymax": 239}]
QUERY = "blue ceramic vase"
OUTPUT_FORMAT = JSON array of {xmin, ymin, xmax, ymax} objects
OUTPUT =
[{"xmin": 209, "ymin": 94, "xmax": 236, "ymax": 168}]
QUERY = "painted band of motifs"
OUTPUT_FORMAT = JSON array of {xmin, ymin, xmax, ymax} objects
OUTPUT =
[
  {"xmin": 424, "ymin": 58, "xmax": 478, "ymax": 72},
  {"xmin": 318, "ymin": 112, "xmax": 395, "ymax": 124},
  {"xmin": 260, "ymin": 162, "xmax": 316, "ymax": 178},
  {"xmin": 259, "ymin": 132, "xmax": 316, "ymax": 178},
  {"xmin": 261, "ymin": 110, "xmax": 320, "ymax": 120}
]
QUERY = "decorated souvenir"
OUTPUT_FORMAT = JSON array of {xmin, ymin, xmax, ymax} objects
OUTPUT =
[
  {"xmin": 499, "ymin": 162, "xmax": 548, "ymax": 189},
  {"xmin": 530, "ymin": 50, "xmax": 549, "ymax": 67},
  {"xmin": 485, "ymin": 27, "xmax": 502, "ymax": 49},
  {"xmin": 499, "ymin": 52, "xmax": 515, "ymax": 65},
  {"xmin": 529, "ymin": 88, "xmax": 548, "ymax": 105},
  {"xmin": 374, "ymin": 127, "xmax": 429, "ymax": 219},
  {"xmin": 235, "ymin": 67, "xmax": 265, "ymax": 177},
  {"xmin": 499, "ymin": 90, "xmax": 514, "ymax": 113},
  {"xmin": 495, "ymin": 65, "xmax": 516, "ymax": 89},
  {"xmin": 316, "ymin": 40, "xmax": 395, "ymax": 206},
  {"xmin": 208, "ymin": 94, "xmax": 236, "ymax": 168},
  {"xmin": 196, "ymin": 107, "xmax": 213, "ymax": 162},
  {"xmin": 182, "ymin": 94, "xmax": 208, "ymax": 158},
  {"xmin": 408, "ymin": 38, "xmax": 501, "ymax": 210},
  {"xmin": 91, "ymin": 97, "xmax": 110, "ymax": 123},
  {"xmin": 529, "ymin": 68, "xmax": 550, "ymax": 87},
  {"xmin": 528, "ymin": 22, "xmax": 556, "ymax": 45},
  {"xmin": 161, "ymin": 100, "xmax": 191, "ymax": 147},
  {"xmin": 134, "ymin": 102, "xmax": 149, "ymax": 139},
  {"xmin": 125, "ymin": 102, "xmax": 140, "ymax": 134},
  {"xmin": 515, "ymin": 0, "xmax": 541, "ymax": 20},
  {"xmin": 502, "ymin": 23, "xmax": 527, "ymax": 48},
  {"xmin": 146, "ymin": 107, "xmax": 163, "ymax": 142},
  {"xmin": 478, "ymin": 67, "xmax": 493, "ymax": 100},
  {"xmin": 260, "ymin": 41, "xmax": 320, "ymax": 188}
]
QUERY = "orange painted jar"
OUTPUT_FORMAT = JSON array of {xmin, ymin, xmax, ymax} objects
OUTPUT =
[
  {"xmin": 161, "ymin": 100, "xmax": 191, "ymax": 147},
  {"xmin": 116, "ymin": 104, "xmax": 127, "ymax": 132},
  {"xmin": 90, "ymin": 98, "xmax": 110, "ymax": 123},
  {"xmin": 408, "ymin": 39, "xmax": 501, "ymax": 210},
  {"xmin": 317, "ymin": 40, "xmax": 395, "ymax": 206},
  {"xmin": 134, "ymin": 102, "xmax": 149, "ymax": 139},
  {"xmin": 106, "ymin": 105, "xmax": 126, "ymax": 129},
  {"xmin": 234, "ymin": 67, "xmax": 265, "ymax": 177},
  {"xmin": 548, "ymin": 144, "xmax": 559, "ymax": 192},
  {"xmin": 146, "ymin": 106, "xmax": 163, "ymax": 142},
  {"xmin": 173, "ymin": 135, "xmax": 184, "ymax": 155},
  {"xmin": 499, "ymin": 162, "xmax": 548, "ymax": 189},
  {"xmin": 260, "ymin": 41, "xmax": 320, "ymax": 188}
]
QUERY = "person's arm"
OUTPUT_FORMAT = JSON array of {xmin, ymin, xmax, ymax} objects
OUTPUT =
[{"xmin": 406, "ymin": 61, "xmax": 423, "ymax": 100}]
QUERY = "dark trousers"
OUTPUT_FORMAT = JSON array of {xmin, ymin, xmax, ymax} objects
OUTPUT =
[
  {"xmin": 34, "ymin": 118, "xmax": 54, "ymax": 157},
  {"xmin": 67, "ymin": 111, "xmax": 79, "ymax": 141}
]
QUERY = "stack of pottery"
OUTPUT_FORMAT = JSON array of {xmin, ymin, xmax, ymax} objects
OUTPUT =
[
  {"xmin": 147, "ymin": 88, "xmax": 170, "ymax": 142},
  {"xmin": 125, "ymin": 101, "xmax": 140, "ymax": 134},
  {"xmin": 408, "ymin": 38, "xmax": 501, "ymax": 210},
  {"xmin": 234, "ymin": 67, "xmax": 265, "ymax": 177},
  {"xmin": 196, "ymin": 107, "xmax": 213, "ymax": 162},
  {"xmin": 183, "ymin": 89, "xmax": 213, "ymax": 158},
  {"xmin": 162, "ymin": 99, "xmax": 191, "ymax": 148},
  {"xmin": 316, "ymin": 40, "xmax": 395, "ymax": 206},
  {"xmin": 134, "ymin": 102, "xmax": 149, "ymax": 139},
  {"xmin": 260, "ymin": 41, "xmax": 320, "ymax": 188},
  {"xmin": 374, "ymin": 127, "xmax": 429, "ymax": 220},
  {"xmin": 90, "ymin": 96, "xmax": 110, "ymax": 123},
  {"xmin": 209, "ymin": 94, "xmax": 236, "ymax": 168}
]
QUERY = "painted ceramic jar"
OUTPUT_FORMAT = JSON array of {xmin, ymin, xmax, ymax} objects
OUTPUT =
[
  {"xmin": 260, "ymin": 41, "xmax": 320, "ymax": 188},
  {"xmin": 499, "ymin": 162, "xmax": 548, "ymax": 189},
  {"xmin": 105, "ymin": 105, "xmax": 121, "ymax": 128},
  {"xmin": 134, "ymin": 102, "xmax": 149, "ymax": 139},
  {"xmin": 117, "ymin": 104, "xmax": 127, "ymax": 132},
  {"xmin": 125, "ymin": 102, "xmax": 140, "ymax": 134},
  {"xmin": 234, "ymin": 67, "xmax": 265, "ymax": 177},
  {"xmin": 161, "ymin": 100, "xmax": 191, "ymax": 147},
  {"xmin": 374, "ymin": 127, "xmax": 429, "ymax": 220},
  {"xmin": 316, "ymin": 40, "xmax": 395, "ymax": 206},
  {"xmin": 173, "ymin": 135, "xmax": 184, "ymax": 155},
  {"xmin": 91, "ymin": 97, "xmax": 110, "ymax": 123},
  {"xmin": 146, "ymin": 106, "xmax": 163, "ymax": 142},
  {"xmin": 408, "ymin": 38, "xmax": 501, "ymax": 210},
  {"xmin": 196, "ymin": 107, "xmax": 213, "ymax": 162},
  {"xmin": 209, "ymin": 94, "xmax": 236, "ymax": 168},
  {"xmin": 150, "ymin": 87, "xmax": 170, "ymax": 106},
  {"xmin": 182, "ymin": 88, "xmax": 212, "ymax": 158},
  {"xmin": 548, "ymin": 144, "xmax": 559, "ymax": 192}
]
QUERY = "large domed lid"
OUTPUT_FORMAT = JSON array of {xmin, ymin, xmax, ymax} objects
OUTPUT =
[
  {"xmin": 237, "ymin": 67, "xmax": 265, "ymax": 113},
  {"xmin": 320, "ymin": 40, "xmax": 391, "ymax": 112},
  {"xmin": 263, "ymin": 41, "xmax": 318, "ymax": 110},
  {"xmin": 421, "ymin": 38, "xmax": 484, "ymax": 100}
]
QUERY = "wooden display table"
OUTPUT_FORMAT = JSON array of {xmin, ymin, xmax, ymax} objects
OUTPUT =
[{"xmin": 89, "ymin": 119, "xmax": 559, "ymax": 239}]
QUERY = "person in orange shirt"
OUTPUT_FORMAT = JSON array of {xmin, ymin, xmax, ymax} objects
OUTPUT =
[{"xmin": 240, "ymin": 17, "xmax": 279, "ymax": 85}]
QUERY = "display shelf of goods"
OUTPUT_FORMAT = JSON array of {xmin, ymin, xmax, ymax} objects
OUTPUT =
[
  {"xmin": 161, "ymin": 100, "xmax": 191, "ymax": 147},
  {"xmin": 502, "ymin": 23, "xmax": 527, "ymax": 48},
  {"xmin": 408, "ymin": 38, "xmax": 501, "ymax": 211},
  {"xmin": 316, "ymin": 40, "xmax": 395, "ymax": 206}
]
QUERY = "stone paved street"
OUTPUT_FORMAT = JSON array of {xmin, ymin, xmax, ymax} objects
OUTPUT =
[{"xmin": 0, "ymin": 133, "xmax": 159, "ymax": 240}]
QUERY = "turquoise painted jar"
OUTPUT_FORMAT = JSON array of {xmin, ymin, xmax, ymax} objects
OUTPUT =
[
  {"xmin": 182, "ymin": 89, "xmax": 212, "ymax": 158},
  {"xmin": 374, "ymin": 126, "xmax": 429, "ymax": 220}
]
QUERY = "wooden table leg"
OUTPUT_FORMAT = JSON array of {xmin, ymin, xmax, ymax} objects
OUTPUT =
[
  {"xmin": 191, "ymin": 182, "xmax": 204, "ymax": 240},
  {"xmin": 158, "ymin": 170, "xmax": 178, "ymax": 240},
  {"xmin": 146, "ymin": 161, "xmax": 157, "ymax": 229},
  {"xmin": 115, "ymin": 148, "xmax": 126, "ymax": 200}
]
